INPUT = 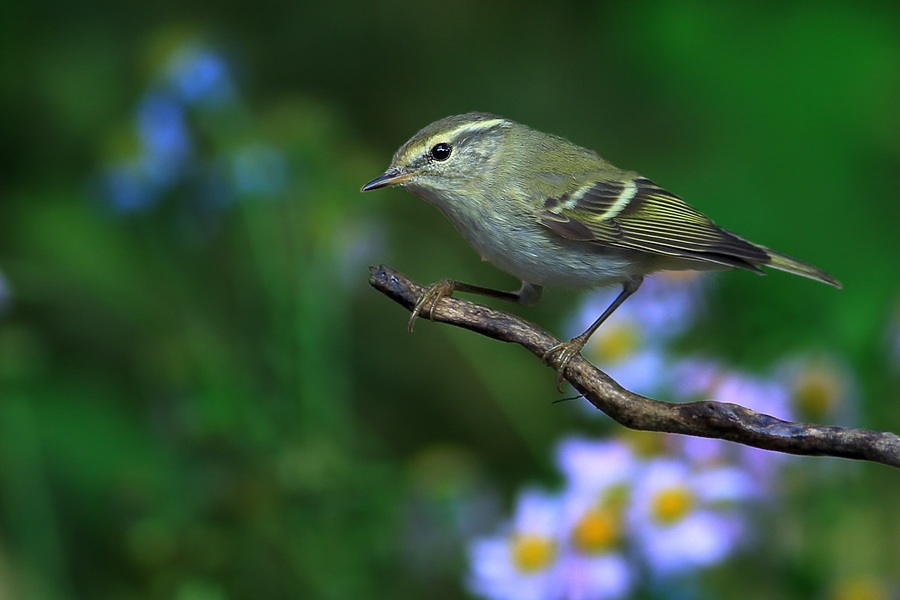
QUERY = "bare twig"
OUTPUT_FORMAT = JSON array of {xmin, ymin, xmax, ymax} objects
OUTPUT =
[{"xmin": 369, "ymin": 265, "xmax": 900, "ymax": 468}]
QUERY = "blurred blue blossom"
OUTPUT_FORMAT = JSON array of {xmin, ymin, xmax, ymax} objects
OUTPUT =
[
  {"xmin": 100, "ymin": 88, "xmax": 193, "ymax": 213},
  {"xmin": 137, "ymin": 90, "xmax": 192, "ymax": 186},
  {"xmin": 556, "ymin": 439, "xmax": 635, "ymax": 599},
  {"xmin": 571, "ymin": 272, "xmax": 707, "ymax": 396},
  {"xmin": 627, "ymin": 459, "xmax": 755, "ymax": 578},
  {"xmin": 670, "ymin": 358, "xmax": 793, "ymax": 419},
  {"xmin": 467, "ymin": 435, "xmax": 766, "ymax": 599},
  {"xmin": 468, "ymin": 489, "xmax": 566, "ymax": 600},
  {"xmin": 102, "ymin": 161, "xmax": 161, "ymax": 214},
  {"xmin": 622, "ymin": 271, "xmax": 708, "ymax": 335},
  {"xmin": 477, "ymin": 262, "xmax": 869, "ymax": 600},
  {"xmin": 776, "ymin": 354, "xmax": 859, "ymax": 425},
  {"xmin": 581, "ymin": 311, "xmax": 668, "ymax": 397},
  {"xmin": 555, "ymin": 438, "xmax": 636, "ymax": 494},
  {"xmin": 166, "ymin": 45, "xmax": 236, "ymax": 106},
  {"xmin": 98, "ymin": 42, "xmax": 257, "ymax": 216},
  {"xmin": 670, "ymin": 359, "xmax": 794, "ymax": 484},
  {"xmin": 886, "ymin": 296, "xmax": 900, "ymax": 374},
  {"xmin": 571, "ymin": 272, "xmax": 706, "ymax": 345},
  {"xmin": 0, "ymin": 268, "xmax": 11, "ymax": 315},
  {"xmin": 558, "ymin": 548, "xmax": 631, "ymax": 600}
]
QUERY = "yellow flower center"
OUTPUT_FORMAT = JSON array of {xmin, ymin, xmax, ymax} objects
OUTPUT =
[
  {"xmin": 624, "ymin": 430, "xmax": 667, "ymax": 458},
  {"xmin": 794, "ymin": 368, "xmax": 839, "ymax": 419},
  {"xmin": 510, "ymin": 534, "xmax": 557, "ymax": 573},
  {"xmin": 590, "ymin": 321, "xmax": 640, "ymax": 363},
  {"xmin": 830, "ymin": 576, "xmax": 890, "ymax": 600},
  {"xmin": 572, "ymin": 507, "xmax": 620, "ymax": 554},
  {"xmin": 651, "ymin": 486, "xmax": 694, "ymax": 525}
]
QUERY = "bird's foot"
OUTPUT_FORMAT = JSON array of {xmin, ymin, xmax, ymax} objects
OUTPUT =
[
  {"xmin": 409, "ymin": 279, "xmax": 456, "ymax": 332},
  {"xmin": 542, "ymin": 336, "xmax": 589, "ymax": 391}
]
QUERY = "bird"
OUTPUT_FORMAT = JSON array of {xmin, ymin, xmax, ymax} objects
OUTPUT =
[{"xmin": 362, "ymin": 112, "xmax": 840, "ymax": 387}]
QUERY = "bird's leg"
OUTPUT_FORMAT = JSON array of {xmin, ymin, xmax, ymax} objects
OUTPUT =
[
  {"xmin": 409, "ymin": 280, "xmax": 543, "ymax": 332},
  {"xmin": 543, "ymin": 276, "xmax": 644, "ymax": 389}
]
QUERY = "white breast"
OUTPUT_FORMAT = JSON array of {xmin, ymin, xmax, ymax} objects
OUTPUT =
[{"xmin": 424, "ymin": 189, "xmax": 636, "ymax": 288}]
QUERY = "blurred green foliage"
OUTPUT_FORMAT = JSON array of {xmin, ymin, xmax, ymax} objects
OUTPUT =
[{"xmin": 1, "ymin": 1, "xmax": 899, "ymax": 598}]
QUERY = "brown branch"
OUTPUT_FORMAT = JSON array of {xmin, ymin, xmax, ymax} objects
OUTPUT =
[{"xmin": 369, "ymin": 265, "xmax": 900, "ymax": 468}]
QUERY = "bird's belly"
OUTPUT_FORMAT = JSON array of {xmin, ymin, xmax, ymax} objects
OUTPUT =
[{"xmin": 459, "ymin": 219, "xmax": 635, "ymax": 288}]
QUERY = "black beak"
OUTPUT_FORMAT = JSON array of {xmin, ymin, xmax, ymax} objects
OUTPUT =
[{"xmin": 361, "ymin": 169, "xmax": 410, "ymax": 192}]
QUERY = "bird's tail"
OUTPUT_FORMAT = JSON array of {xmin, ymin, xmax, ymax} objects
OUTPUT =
[{"xmin": 763, "ymin": 248, "xmax": 841, "ymax": 289}]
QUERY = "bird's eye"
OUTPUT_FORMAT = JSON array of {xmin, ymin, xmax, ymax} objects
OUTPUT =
[{"xmin": 430, "ymin": 142, "xmax": 452, "ymax": 161}]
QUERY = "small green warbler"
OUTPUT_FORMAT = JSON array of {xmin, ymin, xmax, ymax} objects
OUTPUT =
[{"xmin": 362, "ymin": 113, "xmax": 840, "ymax": 386}]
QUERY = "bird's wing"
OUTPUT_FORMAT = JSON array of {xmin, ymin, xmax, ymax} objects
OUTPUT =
[{"xmin": 538, "ymin": 175, "xmax": 769, "ymax": 270}]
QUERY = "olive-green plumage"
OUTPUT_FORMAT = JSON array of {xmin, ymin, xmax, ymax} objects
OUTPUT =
[{"xmin": 362, "ymin": 112, "xmax": 840, "ymax": 384}]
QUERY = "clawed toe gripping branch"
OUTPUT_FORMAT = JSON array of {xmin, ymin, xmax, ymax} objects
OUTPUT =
[{"xmin": 368, "ymin": 265, "xmax": 900, "ymax": 468}]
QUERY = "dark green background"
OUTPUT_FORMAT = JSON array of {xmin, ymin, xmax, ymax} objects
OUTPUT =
[{"xmin": 2, "ymin": 1, "xmax": 898, "ymax": 598}]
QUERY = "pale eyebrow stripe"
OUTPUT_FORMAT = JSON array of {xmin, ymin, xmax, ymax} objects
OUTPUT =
[{"xmin": 443, "ymin": 118, "xmax": 509, "ymax": 141}]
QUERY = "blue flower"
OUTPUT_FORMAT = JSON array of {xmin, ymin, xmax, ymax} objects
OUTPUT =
[
  {"xmin": 559, "ymin": 551, "xmax": 632, "ymax": 600},
  {"xmin": 0, "ymin": 268, "xmax": 11, "ymax": 315},
  {"xmin": 101, "ymin": 161, "xmax": 160, "ymax": 214},
  {"xmin": 551, "ymin": 438, "xmax": 636, "ymax": 599},
  {"xmin": 670, "ymin": 359, "xmax": 793, "ymax": 485},
  {"xmin": 776, "ymin": 354, "xmax": 858, "ymax": 424},
  {"xmin": 572, "ymin": 293, "xmax": 669, "ymax": 396},
  {"xmin": 569, "ymin": 272, "xmax": 707, "ymax": 396},
  {"xmin": 555, "ymin": 437, "xmax": 636, "ymax": 494},
  {"xmin": 888, "ymin": 296, "xmax": 900, "ymax": 373},
  {"xmin": 136, "ymin": 90, "xmax": 192, "ymax": 187},
  {"xmin": 166, "ymin": 46, "xmax": 235, "ymax": 106},
  {"xmin": 98, "ymin": 44, "xmax": 247, "ymax": 216},
  {"xmin": 467, "ymin": 489, "xmax": 566, "ymax": 600},
  {"xmin": 627, "ymin": 459, "xmax": 755, "ymax": 578}
]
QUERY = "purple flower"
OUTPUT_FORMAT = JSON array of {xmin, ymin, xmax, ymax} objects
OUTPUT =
[
  {"xmin": 559, "ymin": 552, "xmax": 632, "ymax": 600},
  {"xmin": 467, "ymin": 489, "xmax": 566, "ymax": 600},
  {"xmin": 555, "ymin": 437, "xmax": 636, "ymax": 494},
  {"xmin": 554, "ymin": 438, "xmax": 635, "ymax": 599},
  {"xmin": 670, "ymin": 358, "xmax": 794, "ymax": 484},
  {"xmin": 776, "ymin": 354, "xmax": 858, "ymax": 425},
  {"xmin": 627, "ymin": 459, "xmax": 755, "ymax": 577},
  {"xmin": 569, "ymin": 273, "xmax": 707, "ymax": 396}
]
